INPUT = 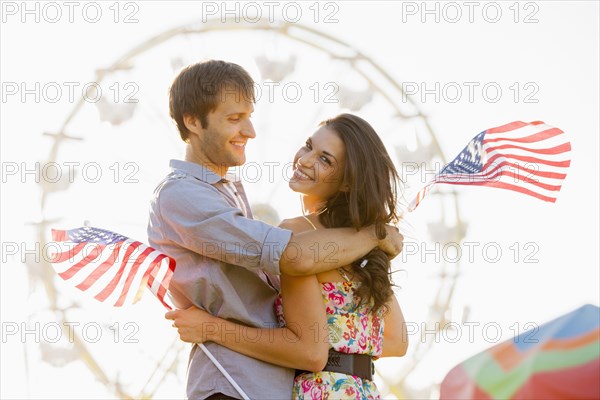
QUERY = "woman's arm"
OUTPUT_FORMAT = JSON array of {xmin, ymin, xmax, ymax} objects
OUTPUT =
[
  {"xmin": 380, "ymin": 294, "xmax": 409, "ymax": 357},
  {"xmin": 165, "ymin": 219, "xmax": 330, "ymax": 372},
  {"xmin": 166, "ymin": 274, "xmax": 329, "ymax": 371},
  {"xmin": 280, "ymin": 224, "xmax": 404, "ymax": 276}
]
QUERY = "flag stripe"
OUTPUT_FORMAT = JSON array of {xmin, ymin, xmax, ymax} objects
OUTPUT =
[
  {"xmin": 439, "ymin": 169, "xmax": 564, "ymax": 192},
  {"xmin": 435, "ymin": 179, "xmax": 558, "ymax": 203},
  {"xmin": 151, "ymin": 257, "xmax": 173, "ymax": 309},
  {"xmin": 483, "ymin": 170, "xmax": 563, "ymax": 191},
  {"xmin": 114, "ymin": 246, "xmax": 155, "ymax": 307},
  {"xmin": 75, "ymin": 242, "xmax": 125, "ymax": 291},
  {"xmin": 484, "ymin": 134, "xmax": 571, "ymax": 158},
  {"xmin": 483, "ymin": 127, "xmax": 564, "ymax": 144},
  {"xmin": 94, "ymin": 242, "xmax": 142, "ymax": 302},
  {"xmin": 437, "ymin": 167, "xmax": 566, "ymax": 199},
  {"xmin": 484, "ymin": 152, "xmax": 571, "ymax": 169},
  {"xmin": 51, "ymin": 229, "xmax": 69, "ymax": 242},
  {"xmin": 58, "ymin": 244, "xmax": 104, "ymax": 280},
  {"xmin": 156, "ymin": 256, "xmax": 175, "ymax": 303},
  {"xmin": 486, "ymin": 121, "xmax": 528, "ymax": 134},
  {"xmin": 117, "ymin": 249, "xmax": 157, "ymax": 307},
  {"xmin": 486, "ymin": 120, "xmax": 544, "ymax": 134},
  {"xmin": 482, "ymin": 160, "xmax": 568, "ymax": 181},
  {"xmin": 51, "ymin": 242, "xmax": 87, "ymax": 264},
  {"xmin": 147, "ymin": 257, "xmax": 158, "ymax": 289},
  {"xmin": 485, "ymin": 142, "xmax": 571, "ymax": 156}
]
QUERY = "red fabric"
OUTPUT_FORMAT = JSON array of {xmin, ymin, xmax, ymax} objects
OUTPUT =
[
  {"xmin": 440, "ymin": 365, "xmax": 492, "ymax": 400},
  {"xmin": 511, "ymin": 358, "xmax": 600, "ymax": 399}
]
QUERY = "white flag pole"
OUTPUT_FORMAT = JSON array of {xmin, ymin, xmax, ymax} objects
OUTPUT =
[
  {"xmin": 163, "ymin": 295, "xmax": 250, "ymax": 400},
  {"xmin": 198, "ymin": 343, "xmax": 250, "ymax": 400}
]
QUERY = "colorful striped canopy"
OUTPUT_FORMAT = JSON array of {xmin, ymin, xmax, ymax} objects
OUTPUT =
[{"xmin": 440, "ymin": 304, "xmax": 600, "ymax": 399}]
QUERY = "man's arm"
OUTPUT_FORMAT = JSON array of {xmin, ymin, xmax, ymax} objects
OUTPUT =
[
  {"xmin": 152, "ymin": 178, "xmax": 292, "ymax": 276},
  {"xmin": 165, "ymin": 218, "xmax": 331, "ymax": 371},
  {"xmin": 165, "ymin": 273, "xmax": 330, "ymax": 371},
  {"xmin": 154, "ymin": 178, "xmax": 403, "ymax": 277},
  {"xmin": 280, "ymin": 224, "xmax": 404, "ymax": 276}
]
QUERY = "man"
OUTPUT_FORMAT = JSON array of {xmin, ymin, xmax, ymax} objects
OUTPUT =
[{"xmin": 148, "ymin": 60, "xmax": 403, "ymax": 399}]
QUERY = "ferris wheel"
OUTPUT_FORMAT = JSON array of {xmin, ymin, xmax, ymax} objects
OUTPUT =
[{"xmin": 32, "ymin": 18, "xmax": 468, "ymax": 398}]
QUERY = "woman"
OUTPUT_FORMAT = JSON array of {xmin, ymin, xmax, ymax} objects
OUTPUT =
[{"xmin": 168, "ymin": 114, "xmax": 408, "ymax": 399}]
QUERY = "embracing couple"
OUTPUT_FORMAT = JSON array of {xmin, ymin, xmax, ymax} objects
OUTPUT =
[{"xmin": 148, "ymin": 60, "xmax": 408, "ymax": 399}]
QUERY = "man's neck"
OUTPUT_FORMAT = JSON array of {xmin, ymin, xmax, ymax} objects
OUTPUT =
[{"xmin": 184, "ymin": 145, "xmax": 227, "ymax": 177}]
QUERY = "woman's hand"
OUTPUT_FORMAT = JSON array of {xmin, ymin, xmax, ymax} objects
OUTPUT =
[
  {"xmin": 165, "ymin": 306, "xmax": 216, "ymax": 344},
  {"xmin": 379, "ymin": 225, "xmax": 404, "ymax": 259}
]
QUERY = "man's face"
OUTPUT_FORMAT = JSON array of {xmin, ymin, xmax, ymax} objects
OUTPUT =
[{"xmin": 188, "ymin": 91, "xmax": 255, "ymax": 175}]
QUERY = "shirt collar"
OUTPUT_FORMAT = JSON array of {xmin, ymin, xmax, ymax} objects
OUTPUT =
[{"xmin": 169, "ymin": 160, "xmax": 241, "ymax": 184}]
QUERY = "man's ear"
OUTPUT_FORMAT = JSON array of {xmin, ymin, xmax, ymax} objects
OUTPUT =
[{"xmin": 183, "ymin": 114, "xmax": 202, "ymax": 135}]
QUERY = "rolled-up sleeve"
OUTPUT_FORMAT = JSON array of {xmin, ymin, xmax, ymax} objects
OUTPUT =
[{"xmin": 154, "ymin": 178, "xmax": 292, "ymax": 275}]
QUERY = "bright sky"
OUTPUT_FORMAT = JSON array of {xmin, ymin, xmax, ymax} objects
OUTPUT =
[{"xmin": 1, "ymin": 1, "xmax": 598, "ymax": 399}]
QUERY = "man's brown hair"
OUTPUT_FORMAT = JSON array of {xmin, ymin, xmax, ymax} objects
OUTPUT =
[{"xmin": 169, "ymin": 60, "xmax": 255, "ymax": 141}]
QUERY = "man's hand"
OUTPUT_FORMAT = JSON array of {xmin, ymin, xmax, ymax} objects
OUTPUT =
[
  {"xmin": 165, "ymin": 306, "xmax": 216, "ymax": 343},
  {"xmin": 379, "ymin": 225, "xmax": 404, "ymax": 259}
]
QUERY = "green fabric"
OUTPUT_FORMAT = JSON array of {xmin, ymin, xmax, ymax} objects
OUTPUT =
[{"xmin": 462, "ymin": 339, "xmax": 600, "ymax": 399}]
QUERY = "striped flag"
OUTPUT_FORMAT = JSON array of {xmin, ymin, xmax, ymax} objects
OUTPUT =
[
  {"xmin": 409, "ymin": 121, "xmax": 571, "ymax": 211},
  {"xmin": 49, "ymin": 226, "xmax": 175, "ymax": 309}
]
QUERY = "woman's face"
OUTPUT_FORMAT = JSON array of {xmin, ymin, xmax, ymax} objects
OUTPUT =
[{"xmin": 289, "ymin": 126, "xmax": 347, "ymax": 201}]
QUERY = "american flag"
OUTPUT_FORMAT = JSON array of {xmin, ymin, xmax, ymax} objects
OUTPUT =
[
  {"xmin": 49, "ymin": 227, "xmax": 250, "ymax": 398},
  {"xmin": 49, "ymin": 226, "xmax": 175, "ymax": 309},
  {"xmin": 409, "ymin": 121, "xmax": 571, "ymax": 211}
]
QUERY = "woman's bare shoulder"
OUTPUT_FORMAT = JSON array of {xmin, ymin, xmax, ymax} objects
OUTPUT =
[{"xmin": 279, "ymin": 216, "xmax": 316, "ymax": 234}]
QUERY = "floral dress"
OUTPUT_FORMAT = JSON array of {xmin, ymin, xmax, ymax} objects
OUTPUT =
[{"xmin": 275, "ymin": 279, "xmax": 385, "ymax": 399}]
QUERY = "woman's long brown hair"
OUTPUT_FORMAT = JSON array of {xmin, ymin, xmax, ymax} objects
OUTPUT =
[{"xmin": 317, "ymin": 114, "xmax": 400, "ymax": 313}]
